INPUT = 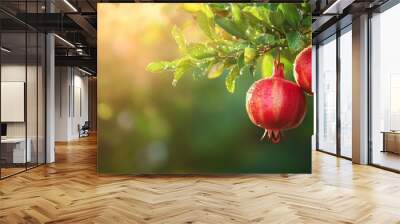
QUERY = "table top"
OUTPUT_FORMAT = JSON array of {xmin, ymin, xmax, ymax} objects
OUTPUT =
[
  {"xmin": 381, "ymin": 131, "xmax": 400, "ymax": 134},
  {"xmin": 1, "ymin": 138, "xmax": 29, "ymax": 143}
]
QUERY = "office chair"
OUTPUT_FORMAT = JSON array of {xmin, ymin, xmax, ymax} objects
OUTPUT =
[{"xmin": 79, "ymin": 121, "xmax": 90, "ymax": 138}]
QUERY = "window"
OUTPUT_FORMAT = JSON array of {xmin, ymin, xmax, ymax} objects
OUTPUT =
[
  {"xmin": 339, "ymin": 27, "xmax": 352, "ymax": 158},
  {"xmin": 370, "ymin": 3, "xmax": 400, "ymax": 171},
  {"xmin": 316, "ymin": 26, "xmax": 353, "ymax": 158},
  {"xmin": 317, "ymin": 36, "xmax": 337, "ymax": 154}
]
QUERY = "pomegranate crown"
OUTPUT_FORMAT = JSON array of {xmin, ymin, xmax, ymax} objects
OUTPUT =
[{"xmin": 273, "ymin": 61, "xmax": 285, "ymax": 79}]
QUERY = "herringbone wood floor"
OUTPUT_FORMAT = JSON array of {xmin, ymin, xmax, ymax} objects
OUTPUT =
[{"xmin": 1, "ymin": 135, "xmax": 400, "ymax": 224}]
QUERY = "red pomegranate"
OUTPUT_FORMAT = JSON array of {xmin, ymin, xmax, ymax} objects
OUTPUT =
[
  {"xmin": 294, "ymin": 46, "xmax": 312, "ymax": 95},
  {"xmin": 246, "ymin": 61, "xmax": 307, "ymax": 143}
]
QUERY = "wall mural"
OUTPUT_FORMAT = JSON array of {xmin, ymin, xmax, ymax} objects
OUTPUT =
[{"xmin": 98, "ymin": 3, "xmax": 313, "ymax": 174}]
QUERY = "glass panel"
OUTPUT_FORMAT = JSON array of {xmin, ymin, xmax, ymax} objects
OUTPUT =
[
  {"xmin": 317, "ymin": 36, "xmax": 337, "ymax": 154},
  {"xmin": 27, "ymin": 30, "xmax": 38, "ymax": 169},
  {"xmin": 1, "ymin": 30, "xmax": 28, "ymax": 177},
  {"xmin": 25, "ymin": 0, "xmax": 39, "ymax": 169},
  {"xmin": 371, "ymin": 4, "xmax": 400, "ymax": 171},
  {"xmin": 0, "ymin": 1, "xmax": 46, "ymax": 179},
  {"xmin": 339, "ymin": 28, "xmax": 352, "ymax": 158},
  {"xmin": 38, "ymin": 32, "xmax": 45, "ymax": 165}
]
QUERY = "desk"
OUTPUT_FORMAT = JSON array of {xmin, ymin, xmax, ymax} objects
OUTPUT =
[
  {"xmin": 1, "ymin": 138, "xmax": 31, "ymax": 163},
  {"xmin": 381, "ymin": 131, "xmax": 400, "ymax": 154}
]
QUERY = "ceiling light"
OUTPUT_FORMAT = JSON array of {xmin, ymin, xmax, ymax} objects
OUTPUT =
[
  {"xmin": 78, "ymin": 67, "xmax": 93, "ymax": 76},
  {"xmin": 63, "ymin": 0, "xmax": 78, "ymax": 12},
  {"xmin": 323, "ymin": 0, "xmax": 355, "ymax": 15},
  {"xmin": 76, "ymin": 48, "xmax": 86, "ymax": 55},
  {"xmin": 54, "ymin": 34, "xmax": 75, "ymax": 48},
  {"xmin": 323, "ymin": 0, "xmax": 341, "ymax": 14},
  {"xmin": 1, "ymin": 47, "xmax": 11, "ymax": 53}
]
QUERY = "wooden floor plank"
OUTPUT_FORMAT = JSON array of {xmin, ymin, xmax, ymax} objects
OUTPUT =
[{"xmin": 0, "ymin": 135, "xmax": 400, "ymax": 223}]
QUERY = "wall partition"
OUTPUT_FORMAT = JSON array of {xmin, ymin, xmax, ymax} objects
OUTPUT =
[
  {"xmin": 0, "ymin": 30, "xmax": 28, "ymax": 177},
  {"xmin": 0, "ymin": 1, "xmax": 46, "ymax": 179}
]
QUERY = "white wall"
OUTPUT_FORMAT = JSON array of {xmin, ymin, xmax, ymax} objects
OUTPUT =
[
  {"xmin": 72, "ymin": 73, "xmax": 89, "ymax": 138},
  {"xmin": 1, "ymin": 65, "xmax": 27, "ymax": 141},
  {"xmin": 55, "ymin": 67, "xmax": 69, "ymax": 141},
  {"xmin": 55, "ymin": 67, "xmax": 89, "ymax": 141},
  {"xmin": 1, "ymin": 65, "xmax": 36, "ymax": 137}
]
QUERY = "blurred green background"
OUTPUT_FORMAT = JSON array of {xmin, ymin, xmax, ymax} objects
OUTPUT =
[{"xmin": 98, "ymin": 3, "xmax": 312, "ymax": 174}]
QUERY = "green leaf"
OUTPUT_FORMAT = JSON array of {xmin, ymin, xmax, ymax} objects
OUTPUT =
[
  {"xmin": 302, "ymin": 15, "xmax": 312, "ymax": 27},
  {"xmin": 193, "ymin": 61, "xmax": 212, "ymax": 80},
  {"xmin": 245, "ymin": 27, "xmax": 260, "ymax": 41},
  {"xmin": 223, "ymin": 57, "xmax": 236, "ymax": 67},
  {"xmin": 278, "ymin": 4, "xmax": 301, "ymax": 27},
  {"xmin": 301, "ymin": 2, "xmax": 311, "ymax": 11},
  {"xmin": 254, "ymin": 33, "xmax": 276, "ymax": 45},
  {"xmin": 231, "ymin": 4, "xmax": 242, "ymax": 24},
  {"xmin": 208, "ymin": 3, "xmax": 229, "ymax": 11},
  {"xmin": 268, "ymin": 10, "xmax": 284, "ymax": 27},
  {"xmin": 264, "ymin": 4, "xmax": 278, "ymax": 11},
  {"xmin": 171, "ymin": 26, "xmax": 186, "ymax": 53},
  {"xmin": 172, "ymin": 59, "xmax": 194, "ymax": 86},
  {"xmin": 244, "ymin": 12, "xmax": 265, "ymax": 30},
  {"xmin": 254, "ymin": 57, "xmax": 263, "ymax": 77},
  {"xmin": 286, "ymin": 31, "xmax": 304, "ymax": 52},
  {"xmin": 244, "ymin": 47, "xmax": 256, "ymax": 64},
  {"xmin": 215, "ymin": 16, "xmax": 247, "ymax": 40},
  {"xmin": 147, "ymin": 3, "xmax": 312, "ymax": 91},
  {"xmin": 208, "ymin": 62, "xmax": 225, "ymax": 79},
  {"xmin": 242, "ymin": 6, "xmax": 267, "ymax": 21},
  {"xmin": 237, "ymin": 52, "xmax": 253, "ymax": 76},
  {"xmin": 187, "ymin": 43, "xmax": 216, "ymax": 59},
  {"xmin": 201, "ymin": 4, "xmax": 214, "ymax": 19},
  {"xmin": 196, "ymin": 11, "xmax": 216, "ymax": 40},
  {"xmin": 225, "ymin": 65, "xmax": 240, "ymax": 93},
  {"xmin": 280, "ymin": 56, "xmax": 294, "ymax": 81},
  {"xmin": 146, "ymin": 61, "xmax": 175, "ymax": 73},
  {"xmin": 261, "ymin": 54, "xmax": 274, "ymax": 77},
  {"xmin": 237, "ymin": 52, "xmax": 245, "ymax": 68},
  {"xmin": 214, "ymin": 40, "xmax": 246, "ymax": 54},
  {"xmin": 240, "ymin": 64, "xmax": 251, "ymax": 77}
]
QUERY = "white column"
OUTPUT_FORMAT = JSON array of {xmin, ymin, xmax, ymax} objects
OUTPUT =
[
  {"xmin": 45, "ymin": 0, "xmax": 56, "ymax": 163},
  {"xmin": 352, "ymin": 14, "xmax": 369, "ymax": 164}
]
